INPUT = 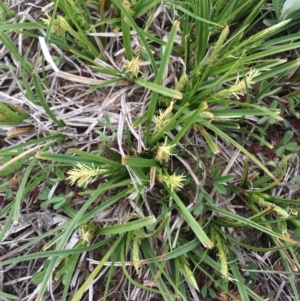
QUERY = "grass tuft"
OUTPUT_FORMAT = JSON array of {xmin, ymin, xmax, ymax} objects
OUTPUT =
[{"xmin": 0, "ymin": 0, "xmax": 300, "ymax": 300}]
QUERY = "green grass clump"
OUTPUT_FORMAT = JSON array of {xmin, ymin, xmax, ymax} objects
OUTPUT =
[{"xmin": 0, "ymin": 0, "xmax": 300, "ymax": 300}]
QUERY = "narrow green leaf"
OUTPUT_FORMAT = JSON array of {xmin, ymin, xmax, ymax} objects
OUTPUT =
[
  {"xmin": 35, "ymin": 152, "xmax": 104, "ymax": 166},
  {"xmin": 122, "ymin": 156, "xmax": 158, "ymax": 167},
  {"xmin": 273, "ymin": 0, "xmax": 285, "ymax": 19},
  {"xmin": 13, "ymin": 140, "xmax": 55, "ymax": 223},
  {"xmin": 0, "ymin": 1, "xmax": 15, "ymax": 18},
  {"xmin": 145, "ymin": 20, "xmax": 180, "ymax": 142},
  {"xmin": 166, "ymin": 187, "xmax": 214, "ymax": 249},
  {"xmin": 134, "ymin": 78, "xmax": 183, "ymax": 99},
  {"xmin": 110, "ymin": 0, "xmax": 158, "ymax": 75},
  {"xmin": 0, "ymin": 22, "xmax": 43, "ymax": 31},
  {"xmin": 201, "ymin": 120, "xmax": 278, "ymax": 181},
  {"xmin": 37, "ymin": 177, "xmax": 122, "ymax": 300},
  {"xmin": 121, "ymin": 9, "xmax": 132, "ymax": 61},
  {"xmin": 0, "ymin": 134, "xmax": 64, "ymax": 155},
  {"xmin": 98, "ymin": 216, "xmax": 156, "ymax": 235},
  {"xmin": 0, "ymin": 31, "xmax": 32, "ymax": 73},
  {"xmin": 32, "ymin": 73, "xmax": 66, "ymax": 127},
  {"xmin": 217, "ymin": 175, "xmax": 235, "ymax": 183},
  {"xmin": 66, "ymin": 148, "xmax": 123, "ymax": 167},
  {"xmin": 205, "ymin": 204, "xmax": 298, "ymax": 243},
  {"xmin": 212, "ymin": 108, "xmax": 282, "ymax": 120},
  {"xmin": 0, "ymin": 235, "xmax": 116, "ymax": 266},
  {"xmin": 228, "ymin": 258, "xmax": 250, "ymax": 301},
  {"xmin": 71, "ymin": 235, "xmax": 123, "ymax": 301},
  {"xmin": 0, "ymin": 291, "xmax": 18, "ymax": 300}
]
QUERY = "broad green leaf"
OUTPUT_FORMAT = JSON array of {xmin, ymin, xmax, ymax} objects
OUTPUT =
[
  {"xmin": 201, "ymin": 286, "xmax": 208, "ymax": 298},
  {"xmin": 214, "ymin": 182, "xmax": 227, "ymax": 195},
  {"xmin": 285, "ymin": 142, "xmax": 298, "ymax": 150},
  {"xmin": 283, "ymin": 130, "xmax": 293, "ymax": 144},
  {"xmin": 279, "ymin": 0, "xmax": 300, "ymax": 21}
]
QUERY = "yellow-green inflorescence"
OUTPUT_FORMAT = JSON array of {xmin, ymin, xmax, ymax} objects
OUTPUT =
[
  {"xmin": 41, "ymin": 14, "xmax": 67, "ymax": 37},
  {"xmin": 153, "ymin": 100, "xmax": 186, "ymax": 191},
  {"xmin": 124, "ymin": 57, "xmax": 142, "ymax": 78},
  {"xmin": 210, "ymin": 226, "xmax": 230, "ymax": 279},
  {"xmin": 218, "ymin": 68, "xmax": 261, "ymax": 99},
  {"xmin": 66, "ymin": 163, "xmax": 107, "ymax": 188},
  {"xmin": 41, "ymin": 13, "xmax": 83, "ymax": 40},
  {"xmin": 153, "ymin": 100, "xmax": 175, "ymax": 133},
  {"xmin": 155, "ymin": 138, "xmax": 175, "ymax": 164},
  {"xmin": 80, "ymin": 222, "xmax": 98, "ymax": 243},
  {"xmin": 159, "ymin": 172, "xmax": 186, "ymax": 191},
  {"xmin": 122, "ymin": 0, "xmax": 132, "ymax": 11}
]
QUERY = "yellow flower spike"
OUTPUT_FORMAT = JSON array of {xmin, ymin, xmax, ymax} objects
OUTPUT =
[
  {"xmin": 66, "ymin": 163, "xmax": 107, "ymax": 188},
  {"xmin": 211, "ymin": 227, "xmax": 229, "ymax": 278},
  {"xmin": 162, "ymin": 172, "xmax": 186, "ymax": 191},
  {"xmin": 217, "ymin": 68, "xmax": 261, "ymax": 99},
  {"xmin": 41, "ymin": 14, "xmax": 67, "ymax": 37},
  {"xmin": 175, "ymin": 74, "xmax": 188, "ymax": 92},
  {"xmin": 180, "ymin": 256, "xmax": 199, "ymax": 291},
  {"xmin": 80, "ymin": 222, "xmax": 98, "ymax": 243},
  {"xmin": 132, "ymin": 236, "xmax": 141, "ymax": 274},
  {"xmin": 229, "ymin": 68, "xmax": 261, "ymax": 99},
  {"xmin": 40, "ymin": 14, "xmax": 51, "ymax": 25},
  {"xmin": 124, "ymin": 57, "xmax": 142, "ymax": 78},
  {"xmin": 57, "ymin": 15, "xmax": 80, "ymax": 38},
  {"xmin": 199, "ymin": 111, "xmax": 214, "ymax": 121},
  {"xmin": 122, "ymin": 0, "xmax": 132, "ymax": 10},
  {"xmin": 153, "ymin": 100, "xmax": 175, "ymax": 132},
  {"xmin": 155, "ymin": 138, "xmax": 175, "ymax": 164}
]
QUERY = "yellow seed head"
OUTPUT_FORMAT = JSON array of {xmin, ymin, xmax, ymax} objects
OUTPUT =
[
  {"xmin": 124, "ymin": 57, "xmax": 142, "ymax": 78},
  {"xmin": 217, "ymin": 68, "xmax": 261, "ymax": 99},
  {"xmin": 162, "ymin": 172, "xmax": 186, "ymax": 191},
  {"xmin": 66, "ymin": 163, "xmax": 105, "ymax": 188},
  {"xmin": 80, "ymin": 222, "xmax": 98, "ymax": 243},
  {"xmin": 229, "ymin": 68, "xmax": 261, "ymax": 99},
  {"xmin": 155, "ymin": 138, "xmax": 175, "ymax": 163},
  {"xmin": 122, "ymin": 0, "xmax": 132, "ymax": 10},
  {"xmin": 154, "ymin": 100, "xmax": 175, "ymax": 132},
  {"xmin": 41, "ymin": 14, "xmax": 67, "ymax": 37}
]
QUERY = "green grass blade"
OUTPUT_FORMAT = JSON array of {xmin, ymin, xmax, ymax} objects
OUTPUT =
[
  {"xmin": 98, "ymin": 216, "xmax": 156, "ymax": 235},
  {"xmin": 134, "ymin": 78, "xmax": 183, "ymax": 99},
  {"xmin": 166, "ymin": 187, "xmax": 213, "ymax": 249},
  {"xmin": 0, "ymin": 31, "xmax": 32, "ymax": 73},
  {"xmin": 32, "ymin": 73, "xmax": 66, "ymax": 127},
  {"xmin": 145, "ymin": 20, "xmax": 180, "ymax": 142},
  {"xmin": 228, "ymin": 258, "xmax": 250, "ymax": 301},
  {"xmin": 71, "ymin": 235, "xmax": 124, "ymax": 301}
]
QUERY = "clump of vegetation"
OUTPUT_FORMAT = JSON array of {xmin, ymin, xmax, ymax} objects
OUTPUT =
[{"xmin": 0, "ymin": 0, "xmax": 300, "ymax": 300}]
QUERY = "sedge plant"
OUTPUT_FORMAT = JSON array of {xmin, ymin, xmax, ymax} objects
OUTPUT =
[{"xmin": 0, "ymin": 0, "xmax": 300, "ymax": 301}]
